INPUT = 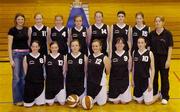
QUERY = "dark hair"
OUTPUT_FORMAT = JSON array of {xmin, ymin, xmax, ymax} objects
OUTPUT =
[
  {"xmin": 137, "ymin": 36, "xmax": 147, "ymax": 44},
  {"xmin": 135, "ymin": 12, "xmax": 145, "ymax": 24},
  {"xmin": 154, "ymin": 16, "xmax": 165, "ymax": 22},
  {"xmin": 31, "ymin": 40, "xmax": 40, "ymax": 47},
  {"xmin": 94, "ymin": 11, "xmax": 104, "ymax": 17},
  {"xmin": 117, "ymin": 11, "xmax": 126, "ymax": 17},
  {"xmin": 14, "ymin": 13, "xmax": 25, "ymax": 25},
  {"xmin": 74, "ymin": 15, "xmax": 83, "ymax": 21},
  {"xmin": 50, "ymin": 41, "xmax": 59, "ymax": 47},
  {"xmin": 34, "ymin": 12, "xmax": 43, "ymax": 19},
  {"xmin": 70, "ymin": 39, "xmax": 81, "ymax": 49},
  {"xmin": 115, "ymin": 37, "xmax": 126, "ymax": 45},
  {"xmin": 55, "ymin": 14, "xmax": 63, "ymax": 20}
]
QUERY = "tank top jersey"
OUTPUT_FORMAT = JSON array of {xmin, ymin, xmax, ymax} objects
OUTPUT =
[
  {"xmin": 51, "ymin": 26, "xmax": 68, "ymax": 55},
  {"xmin": 25, "ymin": 53, "xmax": 44, "ymax": 83},
  {"xmin": 71, "ymin": 27, "xmax": 88, "ymax": 55},
  {"xmin": 112, "ymin": 24, "xmax": 129, "ymax": 51}
]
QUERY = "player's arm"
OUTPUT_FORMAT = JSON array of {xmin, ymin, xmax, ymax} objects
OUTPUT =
[
  {"xmin": 28, "ymin": 27, "xmax": 32, "ymax": 46},
  {"xmin": 131, "ymin": 51, "xmax": 135, "ymax": 87},
  {"xmin": 84, "ymin": 55, "xmax": 88, "ymax": 75},
  {"xmin": 87, "ymin": 26, "xmax": 92, "ymax": 47},
  {"xmin": 128, "ymin": 26, "xmax": 132, "ymax": 53},
  {"xmin": 104, "ymin": 56, "xmax": 111, "ymax": 75},
  {"xmin": 23, "ymin": 56, "xmax": 28, "ymax": 75},
  {"xmin": 147, "ymin": 27, "xmax": 151, "ymax": 50},
  {"xmin": 128, "ymin": 51, "xmax": 132, "ymax": 72},
  {"xmin": 47, "ymin": 27, "xmax": 51, "ymax": 54},
  {"xmin": 63, "ymin": 55, "xmax": 67, "ymax": 76},
  {"xmin": 109, "ymin": 25, "xmax": 113, "ymax": 59},
  {"xmin": 8, "ymin": 35, "xmax": 14, "ymax": 67},
  {"xmin": 149, "ymin": 51, "xmax": 155, "ymax": 92},
  {"xmin": 107, "ymin": 25, "xmax": 110, "ymax": 56}
]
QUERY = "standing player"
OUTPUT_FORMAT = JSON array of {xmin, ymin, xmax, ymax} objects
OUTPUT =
[
  {"xmin": 110, "ymin": 11, "xmax": 131, "ymax": 57},
  {"xmin": 8, "ymin": 13, "xmax": 29, "ymax": 105},
  {"xmin": 88, "ymin": 11, "xmax": 110, "ymax": 56},
  {"xmin": 50, "ymin": 15, "xmax": 69, "ymax": 55},
  {"xmin": 23, "ymin": 41, "xmax": 45, "ymax": 107},
  {"xmin": 66, "ymin": 39, "xmax": 87, "ymax": 100},
  {"xmin": 45, "ymin": 41, "xmax": 66, "ymax": 106},
  {"xmin": 69, "ymin": 15, "xmax": 88, "ymax": 56},
  {"xmin": 28, "ymin": 12, "xmax": 50, "ymax": 55},
  {"xmin": 149, "ymin": 16, "xmax": 173, "ymax": 105},
  {"xmin": 109, "ymin": 37, "xmax": 132, "ymax": 104},
  {"xmin": 132, "ymin": 12, "xmax": 150, "ymax": 53},
  {"xmin": 87, "ymin": 39, "xmax": 111, "ymax": 105},
  {"xmin": 132, "ymin": 37, "xmax": 158, "ymax": 105}
]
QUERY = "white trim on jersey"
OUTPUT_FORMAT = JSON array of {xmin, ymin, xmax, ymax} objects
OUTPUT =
[
  {"xmin": 94, "ymin": 23, "xmax": 104, "ymax": 29},
  {"xmin": 93, "ymin": 85, "xmax": 107, "ymax": 106},
  {"xmin": 133, "ymin": 89, "xmax": 153, "ymax": 103},
  {"xmin": 34, "ymin": 25, "xmax": 44, "ymax": 31},
  {"xmin": 24, "ymin": 88, "xmax": 45, "ymax": 107},
  {"xmin": 108, "ymin": 85, "xmax": 132, "ymax": 103},
  {"xmin": 45, "ymin": 88, "xmax": 66, "ymax": 105},
  {"xmin": 116, "ymin": 23, "xmax": 126, "ymax": 29},
  {"xmin": 55, "ymin": 26, "xmax": 65, "ymax": 32}
]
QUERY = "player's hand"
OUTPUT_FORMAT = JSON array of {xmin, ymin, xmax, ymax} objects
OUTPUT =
[
  {"xmin": 10, "ymin": 60, "xmax": 15, "ymax": 67},
  {"xmin": 165, "ymin": 60, "xmax": 170, "ymax": 69},
  {"xmin": 148, "ymin": 84, "xmax": 153, "ymax": 92}
]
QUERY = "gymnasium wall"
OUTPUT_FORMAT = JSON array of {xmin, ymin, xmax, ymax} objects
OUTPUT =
[{"xmin": 0, "ymin": 1, "xmax": 180, "ymax": 61}]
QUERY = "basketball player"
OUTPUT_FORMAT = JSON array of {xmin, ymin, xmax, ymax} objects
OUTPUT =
[
  {"xmin": 69, "ymin": 15, "xmax": 88, "ymax": 56},
  {"xmin": 132, "ymin": 12, "xmax": 150, "ymax": 53},
  {"xmin": 132, "ymin": 37, "xmax": 158, "ymax": 105},
  {"xmin": 88, "ymin": 11, "xmax": 110, "ymax": 56},
  {"xmin": 149, "ymin": 16, "xmax": 173, "ymax": 105},
  {"xmin": 66, "ymin": 39, "xmax": 87, "ymax": 100},
  {"xmin": 28, "ymin": 12, "xmax": 50, "ymax": 55},
  {"xmin": 45, "ymin": 41, "xmax": 66, "ymax": 106},
  {"xmin": 109, "ymin": 37, "xmax": 132, "ymax": 104},
  {"xmin": 50, "ymin": 15, "xmax": 69, "ymax": 55},
  {"xmin": 109, "ymin": 11, "xmax": 131, "ymax": 57},
  {"xmin": 87, "ymin": 39, "xmax": 111, "ymax": 106},
  {"xmin": 23, "ymin": 41, "xmax": 45, "ymax": 107}
]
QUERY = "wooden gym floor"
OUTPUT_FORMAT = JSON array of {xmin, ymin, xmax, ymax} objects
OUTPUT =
[{"xmin": 0, "ymin": 60, "xmax": 180, "ymax": 112}]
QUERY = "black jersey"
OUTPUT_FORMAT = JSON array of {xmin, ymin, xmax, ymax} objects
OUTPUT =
[
  {"xmin": 45, "ymin": 53, "xmax": 64, "ymax": 99},
  {"xmin": 112, "ymin": 24, "xmax": 129, "ymax": 51},
  {"xmin": 133, "ymin": 50, "xmax": 151, "ymax": 78},
  {"xmin": 109, "ymin": 51, "xmax": 129, "ymax": 97},
  {"xmin": 66, "ymin": 53, "xmax": 85, "ymax": 96},
  {"xmin": 66, "ymin": 53, "xmax": 85, "ymax": 84},
  {"xmin": 90, "ymin": 24, "xmax": 108, "ymax": 55},
  {"xmin": 25, "ymin": 53, "xmax": 44, "ymax": 83},
  {"xmin": 71, "ymin": 27, "xmax": 88, "ymax": 55},
  {"xmin": 110, "ymin": 51, "xmax": 129, "ymax": 80},
  {"xmin": 51, "ymin": 26, "xmax": 68, "ymax": 55},
  {"xmin": 132, "ymin": 25, "xmax": 150, "ymax": 51},
  {"xmin": 45, "ymin": 53, "xmax": 64, "ymax": 81},
  {"xmin": 87, "ymin": 53, "xmax": 106, "ymax": 85},
  {"xmin": 31, "ymin": 25, "xmax": 48, "ymax": 55}
]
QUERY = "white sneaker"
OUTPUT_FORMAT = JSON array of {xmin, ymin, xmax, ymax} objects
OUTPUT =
[{"xmin": 161, "ymin": 99, "xmax": 168, "ymax": 105}]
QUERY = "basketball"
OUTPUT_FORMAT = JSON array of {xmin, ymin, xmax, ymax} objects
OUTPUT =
[
  {"xmin": 66, "ymin": 94, "xmax": 80, "ymax": 108},
  {"xmin": 81, "ymin": 96, "xmax": 94, "ymax": 110}
]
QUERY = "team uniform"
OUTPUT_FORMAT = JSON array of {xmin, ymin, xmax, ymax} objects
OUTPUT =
[
  {"xmin": 90, "ymin": 24, "xmax": 109, "ymax": 55},
  {"xmin": 149, "ymin": 29, "xmax": 173, "ymax": 101},
  {"xmin": 45, "ymin": 53, "xmax": 66, "ymax": 104},
  {"xmin": 71, "ymin": 26, "xmax": 88, "ymax": 56},
  {"xmin": 111, "ymin": 24, "xmax": 130, "ymax": 51},
  {"xmin": 133, "ymin": 50, "xmax": 153, "ymax": 103},
  {"xmin": 109, "ymin": 51, "xmax": 131, "ymax": 103},
  {"xmin": 66, "ymin": 52, "xmax": 86, "ymax": 99},
  {"xmin": 30, "ymin": 25, "xmax": 48, "ymax": 55},
  {"xmin": 87, "ymin": 53, "xmax": 107, "ymax": 105},
  {"xmin": 24, "ymin": 53, "xmax": 45, "ymax": 107},
  {"xmin": 51, "ymin": 26, "xmax": 68, "ymax": 55},
  {"xmin": 132, "ymin": 25, "xmax": 150, "ymax": 53}
]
